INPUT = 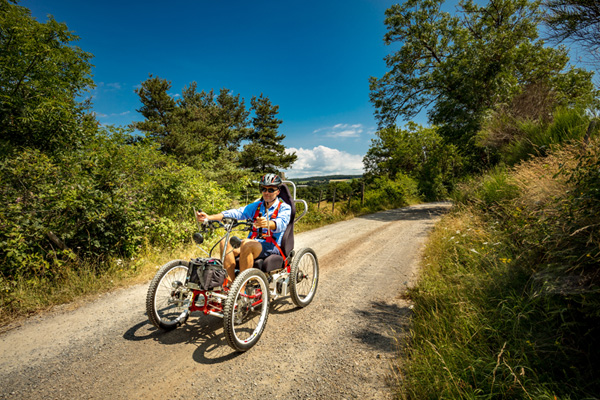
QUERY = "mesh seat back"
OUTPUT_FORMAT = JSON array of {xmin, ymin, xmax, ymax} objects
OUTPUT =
[{"xmin": 277, "ymin": 183, "xmax": 295, "ymax": 257}]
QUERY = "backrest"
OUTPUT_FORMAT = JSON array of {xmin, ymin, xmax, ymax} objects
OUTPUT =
[{"xmin": 278, "ymin": 183, "xmax": 295, "ymax": 257}]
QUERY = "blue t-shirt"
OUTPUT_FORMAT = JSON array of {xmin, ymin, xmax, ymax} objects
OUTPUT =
[{"xmin": 222, "ymin": 198, "xmax": 291, "ymax": 253}]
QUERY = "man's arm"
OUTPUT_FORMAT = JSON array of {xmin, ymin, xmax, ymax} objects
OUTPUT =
[
  {"xmin": 272, "ymin": 202, "xmax": 291, "ymax": 233},
  {"xmin": 196, "ymin": 211, "xmax": 224, "ymax": 222}
]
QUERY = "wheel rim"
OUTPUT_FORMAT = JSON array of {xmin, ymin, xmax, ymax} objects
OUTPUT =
[
  {"xmin": 231, "ymin": 275, "xmax": 268, "ymax": 345},
  {"xmin": 154, "ymin": 265, "xmax": 190, "ymax": 325},
  {"xmin": 295, "ymin": 252, "xmax": 318, "ymax": 302}
]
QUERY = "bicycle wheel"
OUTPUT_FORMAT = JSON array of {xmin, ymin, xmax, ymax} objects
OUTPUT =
[
  {"xmin": 223, "ymin": 268, "xmax": 270, "ymax": 352},
  {"xmin": 289, "ymin": 247, "xmax": 319, "ymax": 307},
  {"xmin": 146, "ymin": 259, "xmax": 191, "ymax": 331}
]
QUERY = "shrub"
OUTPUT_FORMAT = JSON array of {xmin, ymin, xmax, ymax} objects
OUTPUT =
[
  {"xmin": 363, "ymin": 174, "xmax": 419, "ymax": 210},
  {"xmin": 402, "ymin": 139, "xmax": 600, "ymax": 399},
  {"xmin": 0, "ymin": 129, "xmax": 229, "ymax": 280},
  {"xmin": 502, "ymin": 107, "xmax": 592, "ymax": 165}
]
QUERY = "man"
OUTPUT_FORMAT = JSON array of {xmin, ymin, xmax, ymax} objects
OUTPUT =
[{"xmin": 195, "ymin": 173, "xmax": 291, "ymax": 282}]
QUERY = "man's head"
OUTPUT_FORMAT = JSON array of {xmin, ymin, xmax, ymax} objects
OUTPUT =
[{"xmin": 259, "ymin": 173, "xmax": 282, "ymax": 203}]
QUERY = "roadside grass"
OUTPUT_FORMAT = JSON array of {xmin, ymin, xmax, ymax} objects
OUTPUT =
[
  {"xmin": 397, "ymin": 140, "xmax": 600, "ymax": 399},
  {"xmin": 0, "ymin": 243, "xmax": 202, "ymax": 328}
]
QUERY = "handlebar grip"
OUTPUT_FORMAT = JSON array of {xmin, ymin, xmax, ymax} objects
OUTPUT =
[{"xmin": 256, "ymin": 212, "xmax": 263, "ymax": 238}]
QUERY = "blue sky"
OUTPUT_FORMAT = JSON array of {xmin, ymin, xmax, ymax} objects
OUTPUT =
[{"xmin": 22, "ymin": 0, "xmax": 414, "ymax": 178}]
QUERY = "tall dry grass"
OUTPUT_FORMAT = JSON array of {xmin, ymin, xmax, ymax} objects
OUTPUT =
[{"xmin": 397, "ymin": 139, "xmax": 600, "ymax": 399}]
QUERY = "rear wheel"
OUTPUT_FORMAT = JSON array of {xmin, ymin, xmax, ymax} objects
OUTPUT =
[
  {"xmin": 289, "ymin": 248, "xmax": 319, "ymax": 307},
  {"xmin": 146, "ymin": 260, "xmax": 191, "ymax": 331},
  {"xmin": 223, "ymin": 268, "xmax": 270, "ymax": 352}
]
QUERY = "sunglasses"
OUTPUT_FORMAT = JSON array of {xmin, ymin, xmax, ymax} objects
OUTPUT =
[{"xmin": 260, "ymin": 187, "xmax": 279, "ymax": 193}]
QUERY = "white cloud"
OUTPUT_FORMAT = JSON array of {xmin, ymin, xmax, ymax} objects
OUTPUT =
[
  {"xmin": 313, "ymin": 123, "xmax": 364, "ymax": 138},
  {"xmin": 96, "ymin": 82, "xmax": 122, "ymax": 91},
  {"xmin": 284, "ymin": 146, "xmax": 364, "ymax": 178},
  {"xmin": 94, "ymin": 111, "xmax": 131, "ymax": 119}
]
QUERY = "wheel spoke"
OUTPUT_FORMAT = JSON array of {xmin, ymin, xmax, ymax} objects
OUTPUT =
[
  {"xmin": 154, "ymin": 266, "xmax": 188, "ymax": 323},
  {"xmin": 223, "ymin": 269, "xmax": 270, "ymax": 351},
  {"xmin": 289, "ymin": 248, "xmax": 319, "ymax": 308}
]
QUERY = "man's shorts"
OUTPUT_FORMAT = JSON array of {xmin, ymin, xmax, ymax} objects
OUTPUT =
[{"xmin": 258, "ymin": 240, "xmax": 280, "ymax": 259}]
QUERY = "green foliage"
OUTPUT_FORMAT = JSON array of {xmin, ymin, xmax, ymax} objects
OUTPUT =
[
  {"xmin": 294, "ymin": 202, "xmax": 341, "ymax": 231},
  {"xmin": 399, "ymin": 140, "xmax": 600, "ymax": 399},
  {"xmin": 133, "ymin": 76, "xmax": 294, "ymax": 194},
  {"xmin": 0, "ymin": 128, "xmax": 229, "ymax": 280},
  {"xmin": 490, "ymin": 107, "xmax": 594, "ymax": 165},
  {"xmin": 370, "ymin": 0, "xmax": 595, "ymax": 172},
  {"xmin": 239, "ymin": 94, "xmax": 297, "ymax": 174},
  {"xmin": 133, "ymin": 76, "xmax": 252, "ymax": 192},
  {"xmin": 364, "ymin": 123, "xmax": 462, "ymax": 200},
  {"xmin": 362, "ymin": 174, "xmax": 419, "ymax": 210},
  {"xmin": 452, "ymin": 166, "xmax": 521, "ymax": 207},
  {"xmin": 0, "ymin": 0, "xmax": 95, "ymax": 153}
]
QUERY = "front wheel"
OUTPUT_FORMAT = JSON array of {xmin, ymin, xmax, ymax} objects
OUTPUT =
[
  {"xmin": 289, "ymin": 248, "xmax": 319, "ymax": 307},
  {"xmin": 223, "ymin": 268, "xmax": 270, "ymax": 352},
  {"xmin": 146, "ymin": 259, "xmax": 191, "ymax": 331}
]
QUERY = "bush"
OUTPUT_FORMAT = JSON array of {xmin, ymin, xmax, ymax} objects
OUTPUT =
[
  {"xmin": 401, "ymin": 139, "xmax": 600, "ymax": 399},
  {"xmin": 452, "ymin": 166, "xmax": 521, "ymax": 209},
  {"xmin": 502, "ymin": 107, "xmax": 593, "ymax": 165},
  {"xmin": 0, "ymin": 129, "xmax": 229, "ymax": 280},
  {"xmin": 363, "ymin": 174, "xmax": 419, "ymax": 210}
]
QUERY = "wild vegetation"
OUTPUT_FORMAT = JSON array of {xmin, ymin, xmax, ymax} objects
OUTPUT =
[
  {"xmin": 363, "ymin": 0, "xmax": 600, "ymax": 398},
  {"xmin": 398, "ymin": 122, "xmax": 600, "ymax": 400}
]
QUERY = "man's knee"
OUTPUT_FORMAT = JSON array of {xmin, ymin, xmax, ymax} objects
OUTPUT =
[{"xmin": 240, "ymin": 240, "xmax": 261, "ymax": 256}]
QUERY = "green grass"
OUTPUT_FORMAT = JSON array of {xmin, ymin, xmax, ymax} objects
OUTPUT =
[{"xmin": 397, "ymin": 140, "xmax": 600, "ymax": 399}]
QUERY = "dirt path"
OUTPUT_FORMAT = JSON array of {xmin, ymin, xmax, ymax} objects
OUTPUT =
[{"xmin": 0, "ymin": 203, "xmax": 450, "ymax": 400}]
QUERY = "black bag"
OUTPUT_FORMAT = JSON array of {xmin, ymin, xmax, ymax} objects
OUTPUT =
[{"xmin": 188, "ymin": 258, "xmax": 227, "ymax": 290}]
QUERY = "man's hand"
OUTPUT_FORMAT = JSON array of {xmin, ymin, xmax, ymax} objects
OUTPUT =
[
  {"xmin": 196, "ymin": 211, "xmax": 209, "ymax": 222},
  {"xmin": 254, "ymin": 216, "xmax": 269, "ymax": 229}
]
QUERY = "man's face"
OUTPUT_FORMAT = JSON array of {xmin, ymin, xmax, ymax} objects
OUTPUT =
[{"xmin": 260, "ymin": 186, "xmax": 280, "ymax": 202}]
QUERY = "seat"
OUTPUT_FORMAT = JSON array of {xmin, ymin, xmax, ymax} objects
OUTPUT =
[{"xmin": 236, "ymin": 183, "xmax": 296, "ymax": 273}]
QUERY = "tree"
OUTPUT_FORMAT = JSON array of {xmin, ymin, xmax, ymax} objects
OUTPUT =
[
  {"xmin": 133, "ymin": 77, "xmax": 250, "ymax": 167},
  {"xmin": 239, "ymin": 94, "xmax": 297, "ymax": 174},
  {"xmin": 545, "ymin": 0, "xmax": 600, "ymax": 62},
  {"xmin": 0, "ymin": 0, "xmax": 95, "ymax": 153},
  {"xmin": 364, "ymin": 123, "xmax": 462, "ymax": 199},
  {"xmin": 133, "ymin": 77, "xmax": 295, "ymax": 192},
  {"xmin": 370, "ymin": 0, "xmax": 594, "ymax": 170},
  {"xmin": 133, "ymin": 75, "xmax": 176, "ymax": 148}
]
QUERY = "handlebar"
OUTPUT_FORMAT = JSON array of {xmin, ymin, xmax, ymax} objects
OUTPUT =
[{"xmin": 201, "ymin": 217, "xmax": 253, "ymax": 232}]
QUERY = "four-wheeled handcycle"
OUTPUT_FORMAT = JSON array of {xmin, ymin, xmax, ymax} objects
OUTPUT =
[{"xmin": 145, "ymin": 181, "xmax": 318, "ymax": 352}]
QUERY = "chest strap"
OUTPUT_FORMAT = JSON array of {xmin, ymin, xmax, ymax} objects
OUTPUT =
[
  {"xmin": 250, "ymin": 199, "xmax": 281, "ymax": 239},
  {"xmin": 250, "ymin": 200, "xmax": 287, "ymax": 265}
]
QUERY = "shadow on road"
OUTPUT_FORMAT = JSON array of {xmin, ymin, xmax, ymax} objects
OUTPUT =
[
  {"xmin": 357, "ymin": 203, "xmax": 451, "ymax": 223},
  {"xmin": 123, "ymin": 313, "xmax": 243, "ymax": 364},
  {"xmin": 353, "ymin": 300, "xmax": 412, "ymax": 354},
  {"xmin": 269, "ymin": 297, "xmax": 298, "ymax": 315},
  {"xmin": 122, "ymin": 298, "xmax": 302, "ymax": 364}
]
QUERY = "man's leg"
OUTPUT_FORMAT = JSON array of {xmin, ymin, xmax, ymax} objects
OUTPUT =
[
  {"xmin": 220, "ymin": 238, "xmax": 240, "ymax": 282},
  {"xmin": 238, "ymin": 239, "xmax": 263, "ymax": 273}
]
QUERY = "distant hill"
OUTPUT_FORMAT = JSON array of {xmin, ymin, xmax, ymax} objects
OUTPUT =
[{"xmin": 289, "ymin": 174, "xmax": 363, "ymax": 184}]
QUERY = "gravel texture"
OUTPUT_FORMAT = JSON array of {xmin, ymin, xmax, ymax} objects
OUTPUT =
[{"xmin": 0, "ymin": 203, "xmax": 450, "ymax": 400}]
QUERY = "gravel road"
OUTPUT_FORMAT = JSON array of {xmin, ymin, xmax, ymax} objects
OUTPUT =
[{"xmin": 0, "ymin": 202, "xmax": 450, "ymax": 400}]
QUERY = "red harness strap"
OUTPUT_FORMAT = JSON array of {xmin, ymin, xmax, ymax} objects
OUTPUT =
[{"xmin": 250, "ymin": 200, "xmax": 286, "ymax": 264}]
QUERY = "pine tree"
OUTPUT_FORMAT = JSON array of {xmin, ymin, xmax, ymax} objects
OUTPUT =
[{"xmin": 240, "ymin": 94, "xmax": 297, "ymax": 174}]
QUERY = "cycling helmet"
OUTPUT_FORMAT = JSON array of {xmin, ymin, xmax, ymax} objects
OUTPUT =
[{"xmin": 260, "ymin": 173, "xmax": 282, "ymax": 187}]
